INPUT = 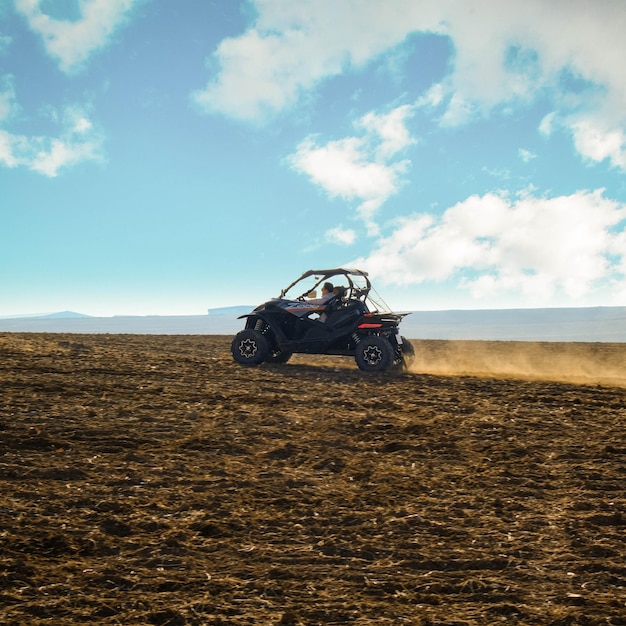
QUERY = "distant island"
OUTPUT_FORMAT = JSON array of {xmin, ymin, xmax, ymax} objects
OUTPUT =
[{"xmin": 207, "ymin": 305, "xmax": 254, "ymax": 316}]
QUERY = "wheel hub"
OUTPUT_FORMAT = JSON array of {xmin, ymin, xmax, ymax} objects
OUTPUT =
[
  {"xmin": 363, "ymin": 345, "xmax": 382, "ymax": 365},
  {"xmin": 239, "ymin": 338, "xmax": 258, "ymax": 358}
]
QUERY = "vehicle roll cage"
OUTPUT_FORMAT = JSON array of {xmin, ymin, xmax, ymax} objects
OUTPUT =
[{"xmin": 278, "ymin": 268, "xmax": 372, "ymax": 302}]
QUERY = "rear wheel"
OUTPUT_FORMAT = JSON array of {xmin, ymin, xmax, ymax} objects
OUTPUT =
[
  {"xmin": 355, "ymin": 335, "xmax": 394, "ymax": 372},
  {"xmin": 231, "ymin": 330, "xmax": 269, "ymax": 366}
]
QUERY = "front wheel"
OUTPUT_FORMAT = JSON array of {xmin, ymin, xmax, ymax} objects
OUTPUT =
[
  {"xmin": 355, "ymin": 335, "xmax": 394, "ymax": 372},
  {"xmin": 231, "ymin": 330, "xmax": 269, "ymax": 366}
]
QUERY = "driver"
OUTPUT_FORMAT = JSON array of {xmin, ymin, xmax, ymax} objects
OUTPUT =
[{"xmin": 306, "ymin": 282, "xmax": 334, "ymax": 305}]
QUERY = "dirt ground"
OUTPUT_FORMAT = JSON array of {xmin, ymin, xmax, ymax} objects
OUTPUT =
[{"xmin": 1, "ymin": 333, "xmax": 625, "ymax": 625}]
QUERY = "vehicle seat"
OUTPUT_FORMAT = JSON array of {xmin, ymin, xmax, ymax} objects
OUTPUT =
[
  {"xmin": 324, "ymin": 299, "xmax": 366, "ymax": 327},
  {"xmin": 325, "ymin": 295, "xmax": 343, "ymax": 313}
]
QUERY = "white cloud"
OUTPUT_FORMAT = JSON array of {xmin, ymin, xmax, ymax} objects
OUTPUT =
[
  {"xmin": 518, "ymin": 148, "xmax": 536, "ymax": 163},
  {"xmin": 289, "ymin": 136, "xmax": 406, "ymax": 233},
  {"xmin": 569, "ymin": 119, "xmax": 626, "ymax": 170},
  {"xmin": 288, "ymin": 105, "xmax": 413, "ymax": 232},
  {"xmin": 196, "ymin": 0, "xmax": 626, "ymax": 168},
  {"xmin": 352, "ymin": 189, "xmax": 626, "ymax": 306},
  {"xmin": 326, "ymin": 226, "xmax": 356, "ymax": 246},
  {"xmin": 356, "ymin": 105, "xmax": 416, "ymax": 160},
  {"xmin": 540, "ymin": 112, "xmax": 626, "ymax": 170},
  {"xmin": 0, "ymin": 75, "xmax": 17, "ymax": 122},
  {"xmin": 0, "ymin": 130, "xmax": 20, "ymax": 168},
  {"xmin": 539, "ymin": 112, "xmax": 556, "ymax": 136},
  {"xmin": 421, "ymin": 1, "xmax": 626, "ymax": 132},
  {"xmin": 14, "ymin": 0, "xmax": 139, "ymax": 74},
  {"xmin": 0, "ymin": 102, "xmax": 103, "ymax": 176},
  {"xmin": 192, "ymin": 0, "xmax": 444, "ymax": 121}
]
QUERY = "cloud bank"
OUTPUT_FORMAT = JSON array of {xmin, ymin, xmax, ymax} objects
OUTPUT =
[
  {"xmin": 352, "ymin": 189, "xmax": 626, "ymax": 306},
  {"xmin": 196, "ymin": 0, "xmax": 626, "ymax": 169},
  {"xmin": 9, "ymin": 0, "xmax": 625, "ymax": 188}
]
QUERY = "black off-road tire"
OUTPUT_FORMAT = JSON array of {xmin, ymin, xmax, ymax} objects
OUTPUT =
[
  {"xmin": 355, "ymin": 335, "xmax": 394, "ymax": 372},
  {"xmin": 231, "ymin": 330, "xmax": 270, "ymax": 366}
]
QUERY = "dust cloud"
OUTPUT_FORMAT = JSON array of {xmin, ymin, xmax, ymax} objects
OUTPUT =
[{"xmin": 408, "ymin": 339, "xmax": 625, "ymax": 387}]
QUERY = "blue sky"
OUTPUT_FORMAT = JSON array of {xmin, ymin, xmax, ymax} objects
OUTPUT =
[{"xmin": 2, "ymin": 0, "xmax": 626, "ymax": 316}]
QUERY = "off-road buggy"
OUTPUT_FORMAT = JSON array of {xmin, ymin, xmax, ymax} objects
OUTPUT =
[{"xmin": 231, "ymin": 268, "xmax": 414, "ymax": 372}]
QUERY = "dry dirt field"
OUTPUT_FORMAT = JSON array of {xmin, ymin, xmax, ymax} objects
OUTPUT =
[{"xmin": 1, "ymin": 333, "xmax": 625, "ymax": 625}]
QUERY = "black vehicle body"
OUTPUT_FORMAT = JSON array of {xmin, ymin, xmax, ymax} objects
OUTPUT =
[{"xmin": 231, "ymin": 268, "xmax": 414, "ymax": 372}]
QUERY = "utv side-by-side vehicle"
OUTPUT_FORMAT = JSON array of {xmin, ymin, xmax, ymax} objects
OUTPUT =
[{"xmin": 231, "ymin": 268, "xmax": 414, "ymax": 372}]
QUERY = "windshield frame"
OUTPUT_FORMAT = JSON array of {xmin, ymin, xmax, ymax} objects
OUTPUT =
[{"xmin": 278, "ymin": 268, "xmax": 393, "ymax": 313}]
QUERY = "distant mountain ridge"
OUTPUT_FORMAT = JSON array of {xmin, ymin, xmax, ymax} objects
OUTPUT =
[
  {"xmin": 39, "ymin": 311, "xmax": 92, "ymax": 319},
  {"xmin": 0, "ymin": 310, "xmax": 91, "ymax": 320}
]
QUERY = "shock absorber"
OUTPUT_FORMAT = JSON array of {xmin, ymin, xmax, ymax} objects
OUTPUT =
[
  {"xmin": 254, "ymin": 318, "xmax": 265, "ymax": 332},
  {"xmin": 351, "ymin": 332, "xmax": 361, "ymax": 345}
]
